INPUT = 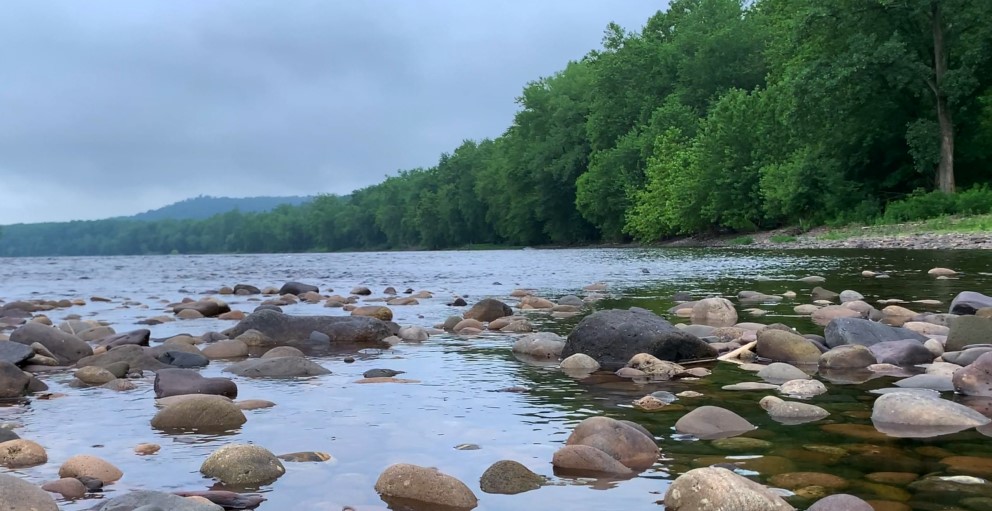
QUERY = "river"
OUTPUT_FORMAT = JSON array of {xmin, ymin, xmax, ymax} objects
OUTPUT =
[{"xmin": 1, "ymin": 248, "xmax": 991, "ymax": 510}]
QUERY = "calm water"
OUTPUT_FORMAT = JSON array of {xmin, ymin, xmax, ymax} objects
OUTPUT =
[{"xmin": 2, "ymin": 248, "xmax": 992, "ymax": 510}]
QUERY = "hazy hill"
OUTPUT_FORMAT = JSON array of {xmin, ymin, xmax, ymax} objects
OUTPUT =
[{"xmin": 130, "ymin": 195, "xmax": 312, "ymax": 221}]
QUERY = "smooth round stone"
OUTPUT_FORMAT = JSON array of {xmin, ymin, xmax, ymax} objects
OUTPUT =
[
  {"xmin": 200, "ymin": 444, "xmax": 285, "ymax": 485},
  {"xmin": 58, "ymin": 454, "xmax": 123, "ymax": 483},
  {"xmin": 276, "ymin": 451, "xmax": 332, "ymax": 462},
  {"xmin": 723, "ymin": 382, "xmax": 779, "ymax": 391},
  {"xmin": 711, "ymin": 437, "xmax": 772, "ymax": 452},
  {"xmin": 134, "ymin": 443, "xmax": 160, "ymax": 455},
  {"xmin": 779, "ymin": 379, "xmax": 827, "ymax": 398},
  {"xmin": 41, "ymin": 477, "xmax": 87, "ymax": 499}
]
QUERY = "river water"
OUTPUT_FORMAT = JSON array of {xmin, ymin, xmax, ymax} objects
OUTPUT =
[{"xmin": 2, "ymin": 248, "xmax": 992, "ymax": 510}]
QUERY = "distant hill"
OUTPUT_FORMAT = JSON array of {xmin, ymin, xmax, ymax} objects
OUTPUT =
[{"xmin": 130, "ymin": 195, "xmax": 313, "ymax": 221}]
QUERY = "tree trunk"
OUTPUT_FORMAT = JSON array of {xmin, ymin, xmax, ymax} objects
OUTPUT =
[{"xmin": 932, "ymin": 0, "xmax": 955, "ymax": 193}]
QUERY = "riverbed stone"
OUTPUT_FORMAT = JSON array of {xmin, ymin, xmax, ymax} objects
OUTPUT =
[
  {"xmin": 663, "ymin": 466, "xmax": 795, "ymax": 511},
  {"xmin": 559, "ymin": 353, "xmax": 599, "ymax": 372},
  {"xmin": 944, "ymin": 347, "xmax": 992, "ymax": 366},
  {"xmin": 811, "ymin": 286, "xmax": 839, "ymax": 301},
  {"xmin": 222, "ymin": 309, "xmax": 392, "ymax": 344},
  {"xmin": 0, "ymin": 439, "xmax": 47, "ymax": 467},
  {"xmin": 870, "ymin": 340, "xmax": 934, "ymax": 366},
  {"xmin": 224, "ymin": 356, "xmax": 330, "ymax": 378},
  {"xmin": 871, "ymin": 391, "xmax": 991, "ymax": 438},
  {"xmin": 675, "ymin": 406, "xmax": 756, "ymax": 440},
  {"xmin": 565, "ymin": 416, "xmax": 659, "ymax": 469},
  {"xmin": 760, "ymin": 396, "xmax": 830, "ymax": 424},
  {"xmin": 824, "ymin": 318, "xmax": 927, "ymax": 348},
  {"xmin": 156, "ymin": 350, "xmax": 209, "ymax": 368},
  {"xmin": 0, "ymin": 361, "xmax": 30, "ymax": 398},
  {"xmin": 512, "ymin": 332, "xmax": 565, "ymax": 359},
  {"xmin": 201, "ymin": 339, "xmax": 249, "ymax": 359},
  {"xmin": 479, "ymin": 460, "xmax": 543, "ymax": 494},
  {"xmin": 946, "ymin": 316, "xmax": 992, "ymax": 352},
  {"xmin": 0, "ymin": 473, "xmax": 59, "ymax": 511},
  {"xmin": 691, "ymin": 297, "xmax": 738, "ymax": 327},
  {"xmin": 462, "ymin": 298, "xmax": 512, "ymax": 323},
  {"xmin": 756, "ymin": 329, "xmax": 821, "ymax": 365},
  {"xmin": 92, "ymin": 490, "xmax": 224, "ymax": 511},
  {"xmin": 375, "ymin": 463, "xmax": 478, "ymax": 509},
  {"xmin": 261, "ymin": 346, "xmax": 305, "ymax": 358},
  {"xmin": 757, "ymin": 362, "xmax": 811, "ymax": 384},
  {"xmin": 0, "ymin": 341, "xmax": 34, "ymax": 365},
  {"xmin": 953, "ymin": 352, "xmax": 992, "ymax": 397},
  {"xmin": 173, "ymin": 300, "xmax": 230, "ymax": 318},
  {"xmin": 151, "ymin": 394, "xmax": 247, "ymax": 432},
  {"xmin": 779, "ymin": 378, "xmax": 828, "ymax": 397},
  {"xmin": 811, "ymin": 306, "xmax": 861, "ymax": 326},
  {"xmin": 200, "ymin": 444, "xmax": 285, "ymax": 486},
  {"xmin": 562, "ymin": 309, "xmax": 716, "ymax": 370},
  {"xmin": 626, "ymin": 353, "xmax": 686, "ymax": 380},
  {"xmin": 75, "ymin": 365, "xmax": 117, "ymax": 385},
  {"xmin": 154, "ymin": 368, "xmax": 237, "ymax": 398},
  {"xmin": 93, "ymin": 329, "xmax": 151, "ymax": 349},
  {"xmin": 9, "ymin": 322, "xmax": 93, "ymax": 364},
  {"xmin": 552, "ymin": 444, "xmax": 633, "ymax": 475},
  {"xmin": 397, "ymin": 326, "xmax": 429, "ymax": 342},
  {"xmin": 278, "ymin": 281, "xmax": 318, "ymax": 296},
  {"xmin": 819, "ymin": 344, "xmax": 876, "ymax": 369},
  {"xmin": 894, "ymin": 373, "xmax": 955, "ymax": 391},
  {"xmin": 951, "ymin": 291, "xmax": 992, "ymax": 315},
  {"xmin": 41, "ymin": 477, "xmax": 86, "ymax": 499},
  {"xmin": 76, "ymin": 345, "xmax": 171, "ymax": 372},
  {"xmin": 59, "ymin": 454, "xmax": 123, "ymax": 483}
]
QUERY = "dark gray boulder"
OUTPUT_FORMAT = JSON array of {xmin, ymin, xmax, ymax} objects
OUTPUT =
[
  {"xmin": 224, "ymin": 357, "xmax": 330, "ymax": 378},
  {"xmin": 173, "ymin": 300, "xmax": 230, "ymax": 318},
  {"xmin": 869, "ymin": 340, "xmax": 934, "ymax": 366},
  {"xmin": 943, "ymin": 347, "xmax": 992, "ymax": 366},
  {"xmin": 0, "ymin": 341, "xmax": 34, "ymax": 365},
  {"xmin": 0, "ymin": 361, "xmax": 30, "ymax": 398},
  {"xmin": 221, "ymin": 309, "xmax": 392, "ymax": 344},
  {"xmin": 824, "ymin": 318, "xmax": 927, "ymax": 348},
  {"xmin": 157, "ymin": 350, "xmax": 209, "ymax": 368},
  {"xmin": 93, "ymin": 329, "xmax": 150, "ymax": 349},
  {"xmin": 278, "ymin": 281, "xmax": 318, "ymax": 295},
  {"xmin": 154, "ymin": 368, "xmax": 237, "ymax": 398},
  {"xmin": 951, "ymin": 291, "xmax": 992, "ymax": 315},
  {"xmin": 561, "ymin": 309, "xmax": 717, "ymax": 370},
  {"xmin": 89, "ymin": 490, "xmax": 223, "ymax": 511},
  {"xmin": 9, "ymin": 322, "xmax": 93, "ymax": 365},
  {"xmin": 233, "ymin": 284, "xmax": 262, "ymax": 295},
  {"xmin": 464, "ymin": 298, "xmax": 513, "ymax": 322}
]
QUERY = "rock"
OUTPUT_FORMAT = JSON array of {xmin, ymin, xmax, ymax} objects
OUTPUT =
[
  {"xmin": 9, "ymin": 322, "xmax": 93, "ymax": 364},
  {"xmin": 479, "ymin": 460, "xmax": 543, "ymax": 494},
  {"xmin": 351, "ymin": 306, "xmax": 393, "ymax": 321},
  {"xmin": 509, "ymin": 332, "xmax": 564, "ymax": 359},
  {"xmin": 157, "ymin": 350, "xmax": 209, "ymax": 368},
  {"xmin": 710, "ymin": 437, "xmax": 771, "ymax": 451},
  {"xmin": 0, "ymin": 439, "xmax": 47, "ymax": 467},
  {"xmin": 200, "ymin": 444, "xmax": 285, "ymax": 486},
  {"xmin": 626, "ymin": 353, "xmax": 686, "ymax": 380},
  {"xmin": 760, "ymin": 396, "xmax": 829, "ymax": 424},
  {"xmin": 953, "ymin": 352, "xmax": 992, "ymax": 397},
  {"xmin": 756, "ymin": 329, "xmax": 821, "ymax": 365},
  {"xmin": 723, "ymin": 382, "xmax": 779, "ymax": 391},
  {"xmin": 0, "ymin": 341, "xmax": 34, "ymax": 365},
  {"xmin": 674, "ymin": 406, "xmax": 756, "ymax": 440},
  {"xmin": 76, "ymin": 345, "xmax": 170, "ymax": 372},
  {"xmin": 500, "ymin": 319, "xmax": 533, "ymax": 333},
  {"xmin": 564, "ymin": 416, "xmax": 658, "ymax": 469},
  {"xmin": 811, "ymin": 286, "xmax": 839, "ymax": 301},
  {"xmin": 558, "ymin": 295, "xmax": 584, "ymax": 306},
  {"xmin": 222, "ymin": 309, "xmax": 391, "ymax": 344},
  {"xmin": 41, "ymin": 477, "xmax": 87, "ymax": 499},
  {"xmin": 633, "ymin": 395, "xmax": 669, "ymax": 410},
  {"xmin": 176, "ymin": 309, "xmax": 204, "ymax": 319},
  {"xmin": 951, "ymin": 291, "xmax": 992, "ymax": 315},
  {"xmin": 946, "ymin": 316, "xmax": 992, "ymax": 352},
  {"xmin": 824, "ymin": 318, "xmax": 927, "ymax": 348},
  {"xmin": 350, "ymin": 286, "xmax": 372, "ymax": 295},
  {"xmin": 779, "ymin": 378, "xmax": 827, "ymax": 397},
  {"xmin": 154, "ymin": 368, "xmax": 237, "ymax": 399},
  {"xmin": 464, "ymin": 298, "xmax": 512, "ymax": 322},
  {"xmin": 173, "ymin": 300, "xmax": 230, "ymax": 318},
  {"xmin": 870, "ymin": 340, "xmax": 934, "ymax": 366},
  {"xmin": 234, "ymin": 284, "xmax": 261, "ymax": 295},
  {"xmin": 818, "ymin": 344, "xmax": 876, "ymax": 369},
  {"xmin": 552, "ymin": 445, "xmax": 633, "ymax": 475},
  {"xmin": 201, "ymin": 339, "xmax": 249, "ymax": 359},
  {"xmin": 134, "ymin": 443, "xmax": 160, "ymax": 455},
  {"xmin": 562, "ymin": 309, "xmax": 716, "ymax": 370},
  {"xmin": 90, "ymin": 490, "xmax": 223, "ymax": 511},
  {"xmin": 0, "ymin": 361, "xmax": 30, "ymax": 398},
  {"xmin": 59, "ymin": 454, "xmax": 123, "ymax": 483},
  {"xmin": 944, "ymin": 347, "xmax": 992, "ymax": 366},
  {"xmin": 690, "ymin": 298, "xmax": 738, "ymax": 327},
  {"xmin": 363, "ymin": 369, "xmax": 404, "ymax": 378},
  {"xmin": 810, "ymin": 306, "xmax": 861, "ymax": 326},
  {"xmin": 757, "ymin": 362, "xmax": 811, "ymax": 384},
  {"xmin": 839, "ymin": 290, "xmax": 864, "ymax": 303},
  {"xmin": 261, "ymin": 346, "xmax": 305, "ymax": 358},
  {"xmin": 559, "ymin": 353, "xmax": 599, "ymax": 373},
  {"xmin": 871, "ymin": 391, "xmax": 990, "ymax": 438},
  {"xmin": 278, "ymin": 282, "xmax": 318, "ymax": 295},
  {"xmin": 375, "ymin": 463, "xmax": 478, "ymax": 509},
  {"xmin": 151, "ymin": 394, "xmax": 247, "ymax": 432},
  {"xmin": 0, "ymin": 473, "xmax": 59, "ymax": 511},
  {"xmin": 93, "ymin": 329, "xmax": 150, "ymax": 349},
  {"xmin": 807, "ymin": 493, "xmax": 874, "ymax": 511},
  {"xmin": 663, "ymin": 467, "xmax": 795, "ymax": 511},
  {"xmin": 398, "ymin": 326, "xmax": 429, "ymax": 342},
  {"xmin": 224, "ymin": 357, "xmax": 331, "ymax": 378},
  {"xmin": 75, "ymin": 365, "xmax": 117, "ymax": 385},
  {"xmin": 453, "ymin": 318, "xmax": 484, "ymax": 332},
  {"xmin": 793, "ymin": 304, "xmax": 821, "ymax": 315}
]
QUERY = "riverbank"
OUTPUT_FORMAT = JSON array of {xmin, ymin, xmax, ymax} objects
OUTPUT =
[{"xmin": 658, "ymin": 215, "xmax": 992, "ymax": 250}]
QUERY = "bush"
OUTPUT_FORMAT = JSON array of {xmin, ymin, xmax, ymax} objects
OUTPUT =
[
  {"xmin": 955, "ymin": 185, "xmax": 992, "ymax": 215},
  {"xmin": 882, "ymin": 188, "xmax": 957, "ymax": 222}
]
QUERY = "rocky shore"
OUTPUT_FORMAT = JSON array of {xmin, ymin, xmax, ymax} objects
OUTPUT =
[
  {"xmin": 663, "ymin": 227, "xmax": 992, "ymax": 250},
  {"xmin": 1, "ymin": 268, "xmax": 992, "ymax": 510}
]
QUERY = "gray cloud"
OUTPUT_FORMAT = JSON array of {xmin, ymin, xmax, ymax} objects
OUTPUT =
[{"xmin": 0, "ymin": 1, "xmax": 663, "ymax": 224}]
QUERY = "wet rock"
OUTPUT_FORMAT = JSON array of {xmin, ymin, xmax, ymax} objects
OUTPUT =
[
  {"xmin": 951, "ymin": 291, "xmax": 992, "ymax": 315},
  {"xmin": 151, "ymin": 394, "xmax": 247, "ymax": 432},
  {"xmin": 946, "ymin": 316, "xmax": 992, "ymax": 352},
  {"xmin": 479, "ymin": 460, "xmax": 543, "ymax": 494},
  {"xmin": 723, "ymin": 382, "xmax": 779, "ymax": 391},
  {"xmin": 757, "ymin": 362, "xmax": 811, "ymax": 384},
  {"xmin": 154, "ymin": 368, "xmax": 237, "ymax": 398},
  {"xmin": 398, "ymin": 326, "xmax": 429, "ymax": 342},
  {"xmin": 711, "ymin": 437, "xmax": 772, "ymax": 451},
  {"xmin": 200, "ymin": 444, "xmax": 285, "ymax": 486},
  {"xmin": 375, "ymin": 463, "xmax": 478, "ymax": 509},
  {"xmin": 363, "ymin": 368, "xmax": 404, "ymax": 378},
  {"xmin": 871, "ymin": 391, "xmax": 990, "ymax": 438},
  {"xmin": 824, "ymin": 318, "xmax": 927, "ymax": 348},
  {"xmin": 756, "ymin": 329, "xmax": 821, "ymax": 365},
  {"xmin": 562, "ymin": 309, "xmax": 716, "ymax": 370},
  {"xmin": 760, "ymin": 396, "xmax": 829, "ymax": 424},
  {"xmin": 664, "ymin": 467, "xmax": 794, "ymax": 511},
  {"xmin": 811, "ymin": 305, "xmax": 861, "ymax": 326},
  {"xmin": 559, "ymin": 353, "xmax": 599, "ymax": 373},
  {"xmin": 201, "ymin": 339, "xmax": 249, "ymax": 359},
  {"xmin": 953, "ymin": 352, "xmax": 992, "ymax": 397},
  {"xmin": 59, "ymin": 454, "xmax": 123, "ymax": 483},
  {"xmin": 552, "ymin": 445, "xmax": 633, "ymax": 476},
  {"xmin": 674, "ymin": 406, "xmax": 756, "ymax": 440},
  {"xmin": 0, "ymin": 361, "xmax": 30, "ymax": 398},
  {"xmin": 944, "ymin": 347, "xmax": 992, "ymax": 366},
  {"xmin": 626, "ymin": 353, "xmax": 686, "ymax": 380},
  {"xmin": 76, "ymin": 345, "xmax": 171, "ymax": 372},
  {"xmin": 464, "ymin": 298, "xmax": 512, "ymax": 322},
  {"xmin": 41, "ymin": 477, "xmax": 86, "ymax": 499},
  {"xmin": 173, "ymin": 300, "xmax": 230, "ymax": 318},
  {"xmin": 278, "ymin": 282, "xmax": 318, "ymax": 296},
  {"xmin": 261, "ymin": 346, "xmax": 305, "ymax": 358},
  {"xmin": 91, "ymin": 490, "xmax": 223, "ymax": 511},
  {"xmin": 233, "ymin": 329, "xmax": 275, "ymax": 348},
  {"xmin": 134, "ymin": 443, "xmax": 160, "ymax": 455},
  {"xmin": 839, "ymin": 290, "xmax": 864, "ymax": 303},
  {"xmin": 234, "ymin": 284, "xmax": 261, "ymax": 295},
  {"xmin": 157, "ymin": 350, "xmax": 210, "ymax": 368},
  {"xmin": 779, "ymin": 378, "xmax": 827, "ymax": 397},
  {"xmin": 565, "ymin": 416, "xmax": 658, "ymax": 469},
  {"xmin": 511, "ymin": 332, "xmax": 564, "ymax": 359},
  {"xmin": 894, "ymin": 373, "xmax": 954, "ymax": 392},
  {"xmin": 277, "ymin": 451, "xmax": 331, "ymax": 462},
  {"xmin": 0, "ymin": 340, "xmax": 34, "ymax": 365},
  {"xmin": 222, "ymin": 309, "xmax": 392, "ymax": 344},
  {"xmin": 224, "ymin": 357, "xmax": 330, "ymax": 378},
  {"xmin": 690, "ymin": 297, "xmax": 738, "ymax": 327},
  {"xmin": 0, "ymin": 439, "xmax": 47, "ymax": 467},
  {"xmin": 870, "ymin": 340, "xmax": 934, "ymax": 366},
  {"xmin": 10, "ymin": 322, "xmax": 93, "ymax": 364},
  {"xmin": 0, "ymin": 473, "xmax": 59, "ymax": 511},
  {"xmin": 75, "ymin": 365, "xmax": 117, "ymax": 385},
  {"xmin": 806, "ymin": 493, "xmax": 876, "ymax": 511},
  {"xmin": 93, "ymin": 329, "xmax": 150, "ymax": 349}
]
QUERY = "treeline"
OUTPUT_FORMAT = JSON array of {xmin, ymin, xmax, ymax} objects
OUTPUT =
[{"xmin": 3, "ymin": 0, "xmax": 992, "ymax": 257}]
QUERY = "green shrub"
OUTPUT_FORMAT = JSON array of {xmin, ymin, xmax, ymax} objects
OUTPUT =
[
  {"xmin": 882, "ymin": 188, "xmax": 957, "ymax": 222},
  {"xmin": 770, "ymin": 234, "xmax": 796, "ymax": 243},
  {"xmin": 955, "ymin": 185, "xmax": 992, "ymax": 215},
  {"xmin": 730, "ymin": 235, "xmax": 755, "ymax": 245}
]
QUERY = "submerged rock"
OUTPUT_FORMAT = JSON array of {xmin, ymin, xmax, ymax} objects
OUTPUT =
[
  {"xmin": 479, "ymin": 460, "xmax": 543, "ymax": 494},
  {"xmin": 224, "ymin": 357, "xmax": 330, "ymax": 378},
  {"xmin": 871, "ymin": 391, "xmax": 990, "ymax": 437},
  {"xmin": 90, "ymin": 490, "xmax": 223, "ymax": 511},
  {"xmin": 674, "ymin": 406, "xmax": 756, "ymax": 440},
  {"xmin": 564, "ymin": 416, "xmax": 659, "ymax": 470},
  {"xmin": 200, "ymin": 444, "xmax": 285, "ymax": 486},
  {"xmin": 663, "ymin": 467, "xmax": 794, "ymax": 510},
  {"xmin": 222, "ymin": 310, "xmax": 392, "ymax": 344},
  {"xmin": 375, "ymin": 463, "xmax": 478, "ymax": 510}
]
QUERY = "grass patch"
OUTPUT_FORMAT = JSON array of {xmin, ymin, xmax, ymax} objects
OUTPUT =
[
  {"xmin": 729, "ymin": 235, "xmax": 755, "ymax": 245},
  {"xmin": 769, "ymin": 234, "xmax": 797, "ymax": 243}
]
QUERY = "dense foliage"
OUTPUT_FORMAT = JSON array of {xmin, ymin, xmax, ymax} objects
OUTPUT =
[{"xmin": 2, "ymin": 0, "xmax": 991, "ymax": 256}]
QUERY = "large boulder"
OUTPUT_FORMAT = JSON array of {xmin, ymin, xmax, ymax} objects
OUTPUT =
[
  {"xmin": 223, "ymin": 357, "xmax": 330, "ymax": 378},
  {"xmin": 89, "ymin": 490, "xmax": 223, "ymax": 511},
  {"xmin": 92, "ymin": 329, "xmax": 150, "ymax": 349},
  {"xmin": 0, "ymin": 473, "xmax": 59, "ymax": 511},
  {"xmin": 562, "ymin": 309, "xmax": 717, "ymax": 370},
  {"xmin": 151, "ymin": 395, "xmax": 246, "ymax": 432},
  {"xmin": 200, "ymin": 444, "xmax": 285, "ymax": 486},
  {"xmin": 221, "ymin": 310, "xmax": 391, "ymax": 344},
  {"xmin": 511, "ymin": 332, "xmax": 565, "ymax": 360},
  {"xmin": 564, "ymin": 416, "xmax": 658, "ymax": 470},
  {"xmin": 479, "ymin": 460, "xmax": 543, "ymax": 495},
  {"xmin": 756, "ymin": 329, "xmax": 821, "ymax": 365},
  {"xmin": 58, "ymin": 454, "xmax": 123, "ymax": 483},
  {"xmin": 464, "ymin": 298, "xmax": 512, "ymax": 322},
  {"xmin": 9, "ymin": 322, "xmax": 92, "ymax": 364},
  {"xmin": 951, "ymin": 291, "xmax": 992, "ymax": 315},
  {"xmin": 663, "ymin": 467, "xmax": 795, "ymax": 511},
  {"xmin": 872, "ymin": 391, "xmax": 990, "ymax": 437},
  {"xmin": 375, "ymin": 463, "xmax": 478, "ymax": 510},
  {"xmin": 0, "ymin": 361, "xmax": 30, "ymax": 398},
  {"xmin": 154, "ymin": 368, "xmax": 237, "ymax": 398},
  {"xmin": 824, "ymin": 318, "xmax": 927, "ymax": 348},
  {"xmin": 819, "ymin": 344, "xmax": 876, "ymax": 369},
  {"xmin": 76, "ymin": 344, "xmax": 171, "ymax": 372},
  {"xmin": 953, "ymin": 352, "xmax": 992, "ymax": 397},
  {"xmin": 690, "ymin": 298, "xmax": 738, "ymax": 327},
  {"xmin": 869, "ymin": 340, "xmax": 934, "ymax": 366},
  {"xmin": 0, "ymin": 341, "xmax": 34, "ymax": 365},
  {"xmin": 946, "ymin": 316, "xmax": 992, "ymax": 352},
  {"xmin": 278, "ymin": 281, "xmax": 318, "ymax": 295},
  {"xmin": 674, "ymin": 406, "xmax": 756, "ymax": 440},
  {"xmin": 552, "ymin": 445, "xmax": 633, "ymax": 475}
]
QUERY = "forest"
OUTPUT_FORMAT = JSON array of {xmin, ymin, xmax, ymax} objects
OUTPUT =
[{"xmin": 2, "ymin": 0, "xmax": 991, "ymax": 257}]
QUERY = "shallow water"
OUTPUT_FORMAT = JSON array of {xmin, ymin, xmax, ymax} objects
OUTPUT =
[{"xmin": 2, "ymin": 248, "xmax": 992, "ymax": 510}]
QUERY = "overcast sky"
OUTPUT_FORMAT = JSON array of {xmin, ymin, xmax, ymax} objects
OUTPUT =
[{"xmin": 0, "ymin": 1, "xmax": 663, "ymax": 225}]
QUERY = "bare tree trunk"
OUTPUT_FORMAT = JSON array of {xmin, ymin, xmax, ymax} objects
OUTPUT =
[{"xmin": 932, "ymin": 0, "xmax": 955, "ymax": 193}]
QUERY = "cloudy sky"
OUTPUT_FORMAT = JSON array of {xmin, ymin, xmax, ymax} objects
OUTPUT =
[{"xmin": 0, "ymin": 1, "xmax": 663, "ymax": 225}]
